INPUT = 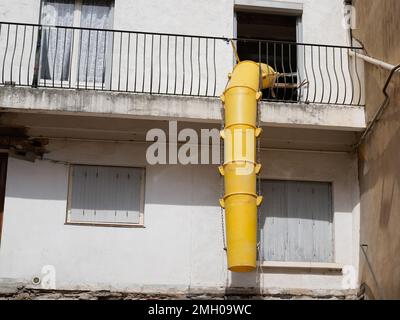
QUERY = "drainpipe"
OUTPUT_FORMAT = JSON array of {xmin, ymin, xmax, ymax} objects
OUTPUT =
[
  {"xmin": 353, "ymin": 58, "xmax": 400, "ymax": 149},
  {"xmin": 349, "ymin": 51, "xmax": 400, "ymax": 73}
]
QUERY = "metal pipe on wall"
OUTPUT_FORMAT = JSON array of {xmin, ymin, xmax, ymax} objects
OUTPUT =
[
  {"xmin": 219, "ymin": 61, "xmax": 277, "ymax": 272},
  {"xmin": 349, "ymin": 51, "xmax": 400, "ymax": 73}
]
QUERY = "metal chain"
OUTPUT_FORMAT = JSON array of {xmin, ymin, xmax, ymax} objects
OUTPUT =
[
  {"xmin": 256, "ymin": 120, "xmax": 263, "ymax": 283},
  {"xmin": 220, "ymin": 207, "xmax": 227, "ymax": 252},
  {"xmin": 256, "ymin": 63, "xmax": 263, "ymax": 285},
  {"xmin": 220, "ymin": 102, "xmax": 227, "ymax": 252},
  {"xmin": 219, "ymin": 65, "xmax": 234, "ymax": 254}
]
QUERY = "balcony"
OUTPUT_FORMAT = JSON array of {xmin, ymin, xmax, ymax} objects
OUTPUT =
[
  {"xmin": 0, "ymin": 21, "xmax": 365, "ymax": 105},
  {"xmin": 0, "ymin": 21, "xmax": 367, "ymax": 144},
  {"xmin": 0, "ymin": 21, "xmax": 368, "ymax": 159}
]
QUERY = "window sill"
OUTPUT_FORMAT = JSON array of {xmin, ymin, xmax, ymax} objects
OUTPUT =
[
  {"xmin": 65, "ymin": 222, "xmax": 145, "ymax": 228},
  {"xmin": 260, "ymin": 261, "xmax": 343, "ymax": 272}
]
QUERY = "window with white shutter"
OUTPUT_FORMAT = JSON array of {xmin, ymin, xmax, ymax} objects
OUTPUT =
[
  {"xmin": 259, "ymin": 180, "xmax": 334, "ymax": 263},
  {"xmin": 67, "ymin": 165, "xmax": 145, "ymax": 226}
]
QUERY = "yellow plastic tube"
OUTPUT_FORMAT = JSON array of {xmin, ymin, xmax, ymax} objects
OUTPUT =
[{"xmin": 220, "ymin": 61, "xmax": 277, "ymax": 272}]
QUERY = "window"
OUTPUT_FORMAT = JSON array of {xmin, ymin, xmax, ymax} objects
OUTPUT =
[
  {"xmin": 40, "ymin": 0, "xmax": 114, "ymax": 85},
  {"xmin": 235, "ymin": 11, "xmax": 299, "ymax": 101},
  {"xmin": 259, "ymin": 180, "xmax": 333, "ymax": 263},
  {"xmin": 67, "ymin": 165, "xmax": 145, "ymax": 226}
]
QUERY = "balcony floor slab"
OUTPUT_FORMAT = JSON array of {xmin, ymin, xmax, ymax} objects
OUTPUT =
[{"xmin": 0, "ymin": 86, "xmax": 366, "ymax": 131}]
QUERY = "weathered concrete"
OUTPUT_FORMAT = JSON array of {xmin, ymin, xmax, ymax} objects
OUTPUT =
[
  {"xmin": 0, "ymin": 286, "xmax": 359, "ymax": 300},
  {"xmin": 0, "ymin": 278, "xmax": 25, "ymax": 295},
  {"xmin": 353, "ymin": 0, "xmax": 400, "ymax": 300},
  {"xmin": 0, "ymin": 87, "xmax": 366, "ymax": 131}
]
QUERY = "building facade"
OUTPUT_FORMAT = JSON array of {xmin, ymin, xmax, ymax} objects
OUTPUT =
[{"xmin": 0, "ymin": 0, "xmax": 368, "ymax": 298}]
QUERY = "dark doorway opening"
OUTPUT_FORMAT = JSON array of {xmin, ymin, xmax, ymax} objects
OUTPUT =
[{"xmin": 236, "ymin": 11, "xmax": 299, "ymax": 102}]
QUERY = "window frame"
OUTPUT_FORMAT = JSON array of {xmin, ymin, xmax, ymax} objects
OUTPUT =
[
  {"xmin": 65, "ymin": 163, "xmax": 146, "ymax": 228},
  {"xmin": 258, "ymin": 178, "xmax": 335, "ymax": 264},
  {"xmin": 233, "ymin": 9, "xmax": 304, "ymax": 102}
]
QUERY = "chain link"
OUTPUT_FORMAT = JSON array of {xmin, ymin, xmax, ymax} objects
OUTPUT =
[
  {"xmin": 256, "ymin": 63, "xmax": 263, "ymax": 284},
  {"xmin": 220, "ymin": 104, "xmax": 227, "ymax": 252}
]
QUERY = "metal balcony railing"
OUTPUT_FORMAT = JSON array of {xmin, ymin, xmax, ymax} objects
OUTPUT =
[{"xmin": 0, "ymin": 21, "xmax": 364, "ymax": 106}]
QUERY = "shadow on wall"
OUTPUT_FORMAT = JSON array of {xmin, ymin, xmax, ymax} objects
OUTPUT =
[
  {"xmin": 359, "ymin": 79, "xmax": 400, "ymax": 228},
  {"xmin": 225, "ymin": 267, "xmax": 343, "ymax": 298},
  {"xmin": 5, "ymin": 158, "xmax": 221, "ymax": 208},
  {"xmin": 226, "ymin": 271, "xmax": 262, "ymax": 297},
  {"xmin": 5, "ymin": 158, "xmax": 69, "ymax": 202},
  {"xmin": 358, "ymin": 74, "xmax": 400, "ymax": 299},
  {"xmin": 144, "ymin": 164, "xmax": 220, "ymax": 207}
]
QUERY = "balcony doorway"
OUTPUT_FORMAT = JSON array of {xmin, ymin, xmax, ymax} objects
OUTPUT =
[
  {"xmin": 39, "ymin": 0, "xmax": 114, "ymax": 89},
  {"xmin": 235, "ymin": 10, "xmax": 301, "ymax": 102}
]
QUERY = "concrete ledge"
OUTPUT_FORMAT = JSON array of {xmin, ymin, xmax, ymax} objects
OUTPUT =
[
  {"xmin": 0, "ymin": 278, "xmax": 25, "ymax": 295},
  {"xmin": 234, "ymin": 0, "xmax": 303, "ymax": 15},
  {"xmin": 261, "ymin": 261, "xmax": 344, "ymax": 272},
  {"xmin": 0, "ymin": 288, "xmax": 358, "ymax": 300},
  {"xmin": 0, "ymin": 86, "xmax": 366, "ymax": 131},
  {"xmin": 0, "ymin": 278, "xmax": 358, "ymax": 300}
]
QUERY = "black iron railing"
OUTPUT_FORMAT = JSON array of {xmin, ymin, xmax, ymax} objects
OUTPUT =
[{"xmin": 0, "ymin": 21, "xmax": 364, "ymax": 106}]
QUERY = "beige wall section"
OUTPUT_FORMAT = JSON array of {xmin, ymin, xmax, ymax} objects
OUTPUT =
[{"xmin": 353, "ymin": 0, "xmax": 400, "ymax": 299}]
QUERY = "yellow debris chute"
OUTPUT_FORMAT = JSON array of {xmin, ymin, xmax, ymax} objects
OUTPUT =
[{"xmin": 219, "ymin": 60, "xmax": 277, "ymax": 273}]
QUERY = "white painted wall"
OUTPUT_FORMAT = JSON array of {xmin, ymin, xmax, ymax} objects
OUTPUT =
[
  {"xmin": 0, "ymin": 0, "xmax": 350, "ymax": 44},
  {"xmin": 0, "ymin": 0, "xmax": 41, "ymax": 24},
  {"xmin": 0, "ymin": 0, "xmax": 362, "ymax": 294},
  {"xmin": 0, "ymin": 139, "xmax": 360, "ymax": 294}
]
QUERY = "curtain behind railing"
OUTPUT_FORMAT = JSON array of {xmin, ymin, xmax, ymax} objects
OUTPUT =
[
  {"xmin": 78, "ymin": 0, "xmax": 113, "ymax": 85},
  {"xmin": 40, "ymin": 0, "xmax": 74, "ymax": 81}
]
